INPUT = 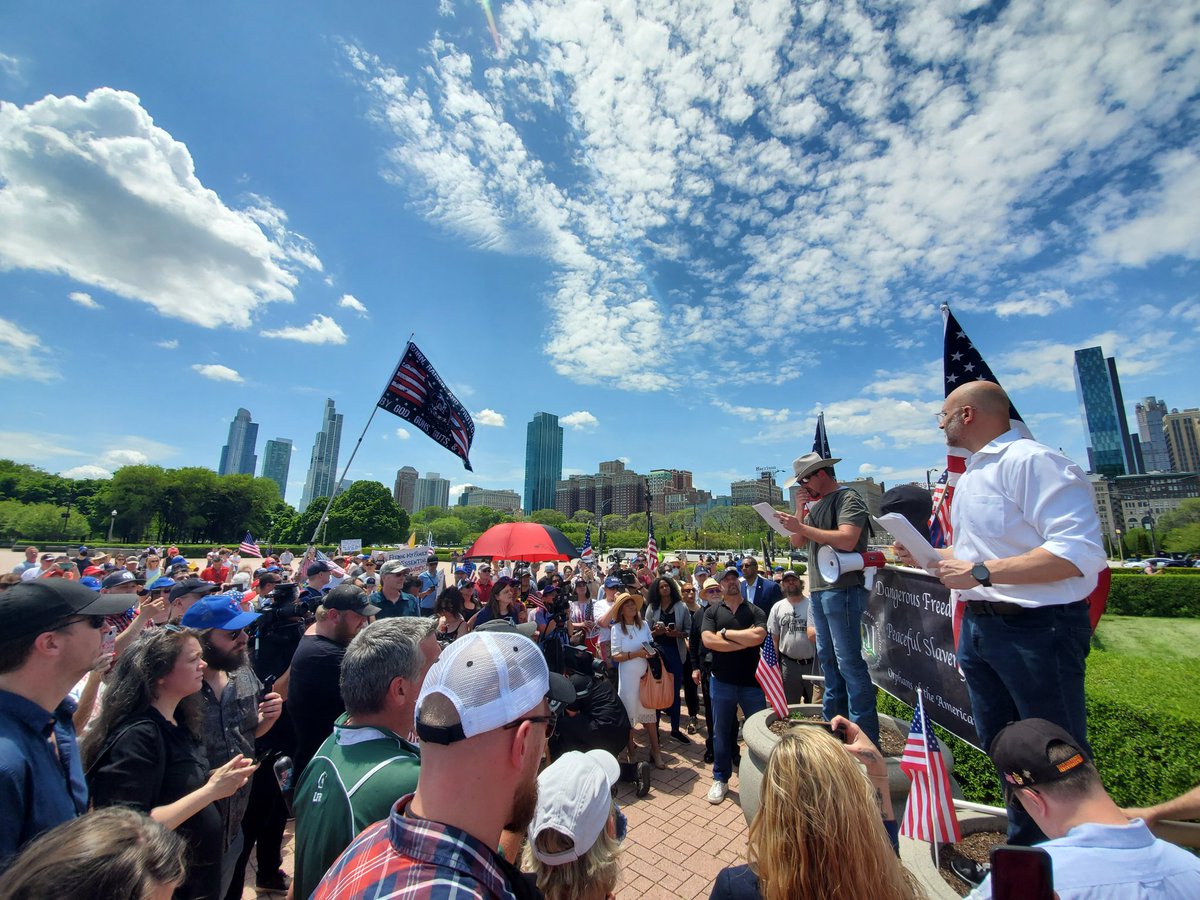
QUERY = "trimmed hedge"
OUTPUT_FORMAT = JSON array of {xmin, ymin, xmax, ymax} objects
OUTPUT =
[
  {"xmin": 1106, "ymin": 574, "xmax": 1200, "ymax": 617},
  {"xmin": 1111, "ymin": 566, "xmax": 1200, "ymax": 575}
]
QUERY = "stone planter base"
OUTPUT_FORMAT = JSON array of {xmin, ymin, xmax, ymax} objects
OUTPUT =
[{"xmin": 900, "ymin": 808, "xmax": 1008, "ymax": 899}]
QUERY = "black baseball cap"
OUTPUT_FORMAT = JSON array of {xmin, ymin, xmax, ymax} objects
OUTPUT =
[
  {"xmin": 168, "ymin": 578, "xmax": 219, "ymax": 604},
  {"xmin": 320, "ymin": 584, "xmax": 381, "ymax": 617},
  {"xmin": 0, "ymin": 580, "xmax": 134, "ymax": 640},
  {"xmin": 989, "ymin": 718, "xmax": 1091, "ymax": 790},
  {"xmin": 101, "ymin": 569, "xmax": 145, "ymax": 590},
  {"xmin": 719, "ymin": 566, "xmax": 741, "ymax": 581}
]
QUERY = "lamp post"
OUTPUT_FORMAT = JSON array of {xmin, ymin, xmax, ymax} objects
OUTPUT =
[
  {"xmin": 925, "ymin": 468, "xmax": 941, "ymax": 492},
  {"xmin": 1142, "ymin": 513, "xmax": 1158, "ymax": 557},
  {"xmin": 1114, "ymin": 525, "xmax": 1124, "ymax": 560},
  {"xmin": 108, "ymin": 509, "xmax": 118, "ymax": 543}
]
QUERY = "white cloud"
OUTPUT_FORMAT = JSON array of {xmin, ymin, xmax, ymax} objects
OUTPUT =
[
  {"xmin": 262, "ymin": 314, "xmax": 347, "ymax": 345},
  {"xmin": 0, "ymin": 88, "xmax": 320, "ymax": 328},
  {"xmin": 60, "ymin": 464, "xmax": 113, "ymax": 480},
  {"xmin": 192, "ymin": 363, "xmax": 244, "ymax": 383},
  {"xmin": 396, "ymin": 427, "xmax": 410, "ymax": 439},
  {"xmin": 338, "ymin": 293, "xmax": 369, "ymax": 315},
  {"xmin": 0, "ymin": 318, "xmax": 57, "ymax": 381},
  {"xmin": 560, "ymin": 410, "xmax": 599, "ymax": 430},
  {"xmin": 475, "ymin": 408, "xmax": 506, "ymax": 427},
  {"xmin": 992, "ymin": 290, "xmax": 1073, "ymax": 318},
  {"xmin": 157, "ymin": 339, "xmax": 179, "ymax": 349},
  {"xmin": 1090, "ymin": 151, "xmax": 1200, "ymax": 268},
  {"xmin": 68, "ymin": 290, "xmax": 100, "ymax": 309},
  {"xmin": 99, "ymin": 448, "xmax": 148, "ymax": 468}
]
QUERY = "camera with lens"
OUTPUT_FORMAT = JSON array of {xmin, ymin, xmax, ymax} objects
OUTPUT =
[{"xmin": 249, "ymin": 582, "xmax": 313, "ymax": 678}]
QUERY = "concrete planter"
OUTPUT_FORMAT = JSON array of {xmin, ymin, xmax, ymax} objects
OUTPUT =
[
  {"xmin": 741, "ymin": 706, "xmax": 958, "ymax": 826},
  {"xmin": 899, "ymin": 808, "xmax": 1008, "ymax": 899}
]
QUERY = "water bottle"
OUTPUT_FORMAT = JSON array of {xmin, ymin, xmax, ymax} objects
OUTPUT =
[{"xmin": 273, "ymin": 754, "xmax": 295, "ymax": 817}]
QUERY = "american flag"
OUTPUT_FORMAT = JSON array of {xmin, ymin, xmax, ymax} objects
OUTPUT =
[
  {"xmin": 900, "ymin": 692, "xmax": 961, "ymax": 844},
  {"xmin": 377, "ymin": 342, "xmax": 475, "ymax": 471},
  {"xmin": 525, "ymin": 585, "xmax": 547, "ymax": 612},
  {"xmin": 929, "ymin": 305, "xmax": 1030, "ymax": 547},
  {"xmin": 645, "ymin": 518, "xmax": 658, "ymax": 572},
  {"xmin": 755, "ymin": 633, "xmax": 790, "ymax": 719},
  {"xmin": 812, "ymin": 411, "xmax": 832, "ymax": 458},
  {"xmin": 238, "ymin": 532, "xmax": 263, "ymax": 558},
  {"xmin": 580, "ymin": 525, "xmax": 594, "ymax": 564}
]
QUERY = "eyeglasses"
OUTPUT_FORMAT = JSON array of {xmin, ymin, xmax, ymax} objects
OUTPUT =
[
  {"xmin": 503, "ymin": 714, "xmax": 557, "ymax": 738},
  {"xmin": 55, "ymin": 614, "xmax": 106, "ymax": 631},
  {"xmin": 681, "ymin": 588, "xmax": 695, "ymax": 594},
  {"xmin": 799, "ymin": 472, "xmax": 820, "ymax": 484},
  {"xmin": 703, "ymin": 588, "xmax": 721, "ymax": 595},
  {"xmin": 936, "ymin": 406, "xmax": 967, "ymax": 424}
]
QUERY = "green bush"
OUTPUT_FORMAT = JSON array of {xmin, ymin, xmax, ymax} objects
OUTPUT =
[
  {"xmin": 1106, "ymin": 574, "xmax": 1200, "ymax": 617},
  {"xmin": 1110, "ymin": 566, "xmax": 1200, "ymax": 575}
]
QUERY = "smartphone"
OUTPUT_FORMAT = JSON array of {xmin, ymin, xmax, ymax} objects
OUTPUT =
[
  {"xmin": 989, "ymin": 845, "xmax": 1053, "ymax": 900},
  {"xmin": 641, "ymin": 641, "xmax": 658, "ymax": 656},
  {"xmin": 259, "ymin": 674, "xmax": 277, "ymax": 701},
  {"xmin": 799, "ymin": 720, "xmax": 848, "ymax": 742}
]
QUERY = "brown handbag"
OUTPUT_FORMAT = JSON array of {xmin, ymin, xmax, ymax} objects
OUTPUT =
[{"xmin": 639, "ymin": 656, "xmax": 675, "ymax": 710}]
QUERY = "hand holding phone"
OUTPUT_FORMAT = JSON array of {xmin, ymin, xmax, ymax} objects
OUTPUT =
[{"xmin": 989, "ymin": 845, "xmax": 1053, "ymax": 900}]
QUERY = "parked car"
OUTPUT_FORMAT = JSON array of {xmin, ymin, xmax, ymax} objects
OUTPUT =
[{"xmin": 1122, "ymin": 557, "xmax": 1181, "ymax": 569}]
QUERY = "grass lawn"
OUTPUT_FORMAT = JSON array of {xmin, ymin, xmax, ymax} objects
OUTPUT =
[{"xmin": 1088, "ymin": 615, "xmax": 1200, "ymax": 721}]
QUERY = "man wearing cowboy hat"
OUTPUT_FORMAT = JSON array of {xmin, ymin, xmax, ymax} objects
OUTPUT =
[{"xmin": 775, "ymin": 451, "xmax": 879, "ymax": 745}]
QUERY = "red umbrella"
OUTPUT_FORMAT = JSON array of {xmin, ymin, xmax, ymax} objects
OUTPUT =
[{"xmin": 462, "ymin": 522, "xmax": 580, "ymax": 562}]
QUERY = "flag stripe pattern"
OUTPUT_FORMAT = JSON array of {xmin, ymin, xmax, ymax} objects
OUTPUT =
[
  {"xmin": 377, "ymin": 342, "xmax": 476, "ymax": 472},
  {"xmin": 899, "ymin": 693, "xmax": 961, "ymax": 843},
  {"xmin": 580, "ymin": 525, "xmax": 594, "ymax": 565},
  {"xmin": 645, "ymin": 519, "xmax": 658, "ymax": 572},
  {"xmin": 931, "ymin": 306, "xmax": 1031, "ymax": 546},
  {"xmin": 812, "ymin": 411, "xmax": 832, "ymax": 458},
  {"xmin": 755, "ymin": 633, "xmax": 790, "ymax": 719},
  {"xmin": 238, "ymin": 532, "xmax": 263, "ymax": 558}
]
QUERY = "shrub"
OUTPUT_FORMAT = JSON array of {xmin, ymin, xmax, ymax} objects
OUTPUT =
[{"xmin": 1106, "ymin": 575, "xmax": 1200, "ymax": 617}]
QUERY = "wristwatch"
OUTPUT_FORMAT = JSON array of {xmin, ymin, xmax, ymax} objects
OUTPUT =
[
  {"xmin": 720, "ymin": 627, "xmax": 728, "ymax": 639},
  {"xmin": 971, "ymin": 562, "xmax": 992, "ymax": 587}
]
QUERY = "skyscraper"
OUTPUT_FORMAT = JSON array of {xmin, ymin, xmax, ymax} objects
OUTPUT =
[
  {"xmin": 261, "ymin": 438, "xmax": 293, "ymax": 500},
  {"xmin": 218, "ymin": 408, "xmax": 259, "ymax": 476},
  {"xmin": 524, "ymin": 412, "xmax": 563, "ymax": 513},
  {"xmin": 1135, "ymin": 396, "xmax": 1171, "ymax": 472},
  {"xmin": 413, "ymin": 472, "xmax": 450, "ymax": 511},
  {"xmin": 393, "ymin": 466, "xmax": 419, "ymax": 513},
  {"xmin": 299, "ymin": 398, "xmax": 344, "ymax": 513},
  {"xmin": 1073, "ymin": 347, "xmax": 1141, "ymax": 477},
  {"xmin": 1164, "ymin": 408, "xmax": 1200, "ymax": 473}
]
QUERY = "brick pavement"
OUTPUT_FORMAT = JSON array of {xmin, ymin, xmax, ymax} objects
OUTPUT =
[{"xmin": 239, "ymin": 719, "xmax": 750, "ymax": 899}]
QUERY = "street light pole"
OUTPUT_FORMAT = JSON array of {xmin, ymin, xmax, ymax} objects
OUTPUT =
[
  {"xmin": 1114, "ymin": 525, "xmax": 1124, "ymax": 560},
  {"xmin": 1142, "ymin": 513, "xmax": 1158, "ymax": 557},
  {"xmin": 925, "ymin": 468, "xmax": 940, "ymax": 492},
  {"xmin": 108, "ymin": 509, "xmax": 118, "ymax": 543}
]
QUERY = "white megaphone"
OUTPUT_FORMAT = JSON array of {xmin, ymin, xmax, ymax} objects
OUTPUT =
[{"xmin": 817, "ymin": 546, "xmax": 889, "ymax": 590}]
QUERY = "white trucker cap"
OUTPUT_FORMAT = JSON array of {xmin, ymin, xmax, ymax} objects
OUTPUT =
[{"xmin": 531, "ymin": 749, "xmax": 621, "ymax": 865}]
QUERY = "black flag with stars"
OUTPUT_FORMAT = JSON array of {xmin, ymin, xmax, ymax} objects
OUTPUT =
[{"xmin": 378, "ymin": 342, "xmax": 475, "ymax": 471}]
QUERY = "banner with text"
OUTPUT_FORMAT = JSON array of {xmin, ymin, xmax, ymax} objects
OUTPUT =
[
  {"xmin": 863, "ymin": 566, "xmax": 981, "ymax": 749},
  {"xmin": 386, "ymin": 546, "xmax": 435, "ymax": 569},
  {"xmin": 340, "ymin": 539, "xmax": 363, "ymax": 555}
]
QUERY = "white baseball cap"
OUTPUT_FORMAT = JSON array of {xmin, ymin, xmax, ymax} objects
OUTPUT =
[
  {"xmin": 531, "ymin": 750, "xmax": 620, "ymax": 865},
  {"xmin": 414, "ymin": 631, "xmax": 574, "ymax": 744}
]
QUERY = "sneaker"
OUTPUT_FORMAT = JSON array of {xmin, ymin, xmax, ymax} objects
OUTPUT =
[
  {"xmin": 255, "ymin": 869, "xmax": 291, "ymax": 893},
  {"xmin": 707, "ymin": 780, "xmax": 728, "ymax": 804},
  {"xmin": 686, "ymin": 720, "xmax": 697, "ymax": 735},
  {"xmin": 950, "ymin": 858, "xmax": 990, "ymax": 888},
  {"xmin": 635, "ymin": 761, "xmax": 652, "ymax": 798},
  {"xmin": 670, "ymin": 730, "xmax": 692, "ymax": 744}
]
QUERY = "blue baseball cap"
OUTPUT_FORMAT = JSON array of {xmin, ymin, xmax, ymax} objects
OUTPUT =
[
  {"xmin": 180, "ymin": 594, "xmax": 262, "ymax": 631},
  {"xmin": 79, "ymin": 576, "xmax": 102, "ymax": 592},
  {"xmin": 603, "ymin": 576, "xmax": 622, "ymax": 589},
  {"xmin": 141, "ymin": 576, "xmax": 176, "ymax": 594}
]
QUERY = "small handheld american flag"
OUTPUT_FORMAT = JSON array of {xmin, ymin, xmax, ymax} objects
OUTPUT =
[
  {"xmin": 755, "ymin": 633, "xmax": 790, "ymax": 719},
  {"xmin": 238, "ymin": 532, "xmax": 263, "ymax": 558},
  {"xmin": 645, "ymin": 519, "xmax": 658, "ymax": 572},
  {"xmin": 580, "ymin": 525, "xmax": 594, "ymax": 565},
  {"xmin": 899, "ymin": 691, "xmax": 961, "ymax": 844}
]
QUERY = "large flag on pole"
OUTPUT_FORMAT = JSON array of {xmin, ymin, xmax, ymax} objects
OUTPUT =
[
  {"xmin": 645, "ymin": 517, "xmax": 659, "ymax": 572},
  {"xmin": 580, "ymin": 525, "xmax": 594, "ymax": 565},
  {"xmin": 929, "ymin": 305, "xmax": 1030, "ymax": 547},
  {"xmin": 899, "ymin": 691, "xmax": 961, "ymax": 845},
  {"xmin": 755, "ymin": 633, "xmax": 790, "ymax": 719},
  {"xmin": 812, "ymin": 411, "xmax": 832, "ymax": 458},
  {"xmin": 238, "ymin": 532, "xmax": 263, "ymax": 558},
  {"xmin": 378, "ymin": 342, "xmax": 475, "ymax": 471}
]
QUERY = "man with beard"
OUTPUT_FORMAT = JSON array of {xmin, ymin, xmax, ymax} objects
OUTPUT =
[
  {"xmin": 775, "ymin": 451, "xmax": 880, "ymax": 746},
  {"xmin": 313, "ymin": 631, "xmax": 574, "ymax": 900},
  {"xmin": 182, "ymin": 595, "xmax": 284, "ymax": 896},
  {"xmin": 288, "ymin": 584, "xmax": 380, "ymax": 777}
]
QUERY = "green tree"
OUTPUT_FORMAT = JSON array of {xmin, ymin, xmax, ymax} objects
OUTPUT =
[
  {"xmin": 102, "ymin": 465, "xmax": 167, "ymax": 542},
  {"xmin": 1158, "ymin": 499, "xmax": 1200, "ymax": 533},
  {"xmin": 571, "ymin": 510, "xmax": 595, "ymax": 523},
  {"xmin": 529, "ymin": 509, "xmax": 566, "ymax": 527},
  {"xmin": 326, "ymin": 481, "xmax": 409, "ymax": 545},
  {"xmin": 428, "ymin": 516, "xmax": 467, "ymax": 545},
  {"xmin": 1163, "ymin": 523, "xmax": 1200, "ymax": 554}
]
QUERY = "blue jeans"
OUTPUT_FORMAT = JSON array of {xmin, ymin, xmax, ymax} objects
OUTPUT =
[
  {"xmin": 655, "ymin": 641, "xmax": 685, "ymax": 732},
  {"xmin": 811, "ymin": 586, "xmax": 879, "ymax": 746},
  {"xmin": 958, "ymin": 601, "xmax": 1091, "ymax": 845},
  {"xmin": 709, "ymin": 677, "xmax": 766, "ymax": 783}
]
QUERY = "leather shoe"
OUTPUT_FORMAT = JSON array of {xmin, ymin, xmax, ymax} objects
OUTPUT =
[
  {"xmin": 255, "ymin": 870, "xmax": 291, "ymax": 893},
  {"xmin": 702, "ymin": 749, "xmax": 714, "ymax": 764}
]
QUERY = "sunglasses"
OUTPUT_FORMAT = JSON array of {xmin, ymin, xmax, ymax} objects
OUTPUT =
[
  {"xmin": 503, "ymin": 714, "xmax": 557, "ymax": 738},
  {"xmin": 56, "ymin": 614, "xmax": 106, "ymax": 631}
]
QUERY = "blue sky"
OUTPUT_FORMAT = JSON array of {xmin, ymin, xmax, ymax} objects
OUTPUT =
[{"xmin": 2, "ymin": 1, "xmax": 1198, "ymax": 508}]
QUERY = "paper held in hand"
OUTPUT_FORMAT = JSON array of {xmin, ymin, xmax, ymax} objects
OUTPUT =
[
  {"xmin": 872, "ymin": 513, "xmax": 943, "ymax": 572},
  {"xmin": 753, "ymin": 502, "xmax": 795, "ymax": 538}
]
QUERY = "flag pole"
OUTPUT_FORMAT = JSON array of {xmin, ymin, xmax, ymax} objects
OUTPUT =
[
  {"xmin": 919, "ymin": 688, "xmax": 941, "ymax": 870},
  {"xmin": 307, "ymin": 337, "xmax": 415, "ymax": 547}
]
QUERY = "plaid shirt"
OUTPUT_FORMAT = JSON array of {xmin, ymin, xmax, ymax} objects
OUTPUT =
[{"xmin": 313, "ymin": 794, "xmax": 533, "ymax": 899}]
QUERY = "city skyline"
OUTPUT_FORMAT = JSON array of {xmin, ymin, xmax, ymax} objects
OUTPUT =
[
  {"xmin": 299, "ymin": 399, "xmax": 344, "ymax": 513},
  {"xmin": 2, "ymin": 4, "xmax": 1198, "ymax": 502},
  {"xmin": 217, "ymin": 408, "xmax": 258, "ymax": 477}
]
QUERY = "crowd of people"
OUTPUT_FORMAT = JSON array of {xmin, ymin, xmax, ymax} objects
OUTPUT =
[{"xmin": 2, "ymin": 399, "xmax": 1198, "ymax": 900}]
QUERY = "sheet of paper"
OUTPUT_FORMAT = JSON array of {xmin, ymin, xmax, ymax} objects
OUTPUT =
[
  {"xmin": 753, "ymin": 502, "xmax": 794, "ymax": 537},
  {"xmin": 872, "ymin": 513, "xmax": 942, "ymax": 572}
]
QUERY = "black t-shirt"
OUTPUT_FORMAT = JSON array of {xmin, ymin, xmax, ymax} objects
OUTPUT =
[
  {"xmin": 288, "ymin": 635, "xmax": 347, "ymax": 774},
  {"xmin": 89, "ymin": 709, "xmax": 222, "ymax": 900},
  {"xmin": 702, "ymin": 600, "xmax": 768, "ymax": 686}
]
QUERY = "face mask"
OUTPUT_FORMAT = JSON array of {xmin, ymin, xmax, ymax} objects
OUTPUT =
[{"xmin": 668, "ymin": 568, "xmax": 679, "ymax": 578}]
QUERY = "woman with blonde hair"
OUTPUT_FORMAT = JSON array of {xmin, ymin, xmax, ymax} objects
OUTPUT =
[
  {"xmin": 608, "ymin": 592, "xmax": 665, "ymax": 769},
  {"xmin": 0, "ymin": 806, "xmax": 187, "ymax": 900},
  {"xmin": 710, "ymin": 717, "xmax": 919, "ymax": 900}
]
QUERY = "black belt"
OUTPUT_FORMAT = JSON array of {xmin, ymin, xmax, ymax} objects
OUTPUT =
[
  {"xmin": 781, "ymin": 653, "xmax": 814, "ymax": 664},
  {"xmin": 965, "ymin": 599, "xmax": 1088, "ymax": 616}
]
